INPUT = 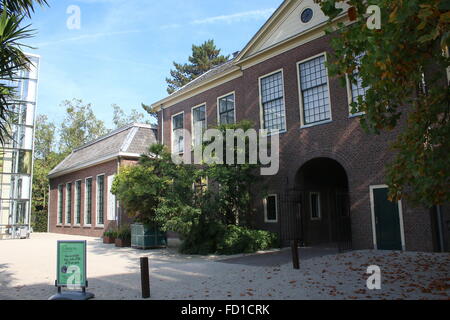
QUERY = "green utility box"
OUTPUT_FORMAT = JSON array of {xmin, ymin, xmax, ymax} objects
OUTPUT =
[{"xmin": 131, "ymin": 223, "xmax": 167, "ymax": 250}]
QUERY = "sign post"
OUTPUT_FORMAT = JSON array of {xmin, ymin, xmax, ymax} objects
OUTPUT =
[{"xmin": 49, "ymin": 240, "xmax": 95, "ymax": 300}]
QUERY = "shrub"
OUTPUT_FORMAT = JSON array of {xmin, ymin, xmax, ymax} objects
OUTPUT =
[
  {"xmin": 217, "ymin": 225, "xmax": 279, "ymax": 255},
  {"xmin": 31, "ymin": 210, "xmax": 48, "ymax": 232},
  {"xmin": 116, "ymin": 225, "xmax": 131, "ymax": 240},
  {"xmin": 180, "ymin": 222, "xmax": 279, "ymax": 255},
  {"xmin": 103, "ymin": 230, "xmax": 117, "ymax": 238}
]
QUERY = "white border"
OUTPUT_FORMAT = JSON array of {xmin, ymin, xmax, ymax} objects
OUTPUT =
[
  {"xmin": 57, "ymin": 184, "xmax": 63, "ymax": 225},
  {"xmin": 96, "ymin": 174, "xmax": 106, "ymax": 228},
  {"xmin": 191, "ymin": 103, "xmax": 207, "ymax": 148},
  {"xmin": 84, "ymin": 177, "xmax": 93, "ymax": 227},
  {"xmin": 264, "ymin": 194, "xmax": 278, "ymax": 223},
  {"xmin": 74, "ymin": 180, "xmax": 82, "ymax": 226},
  {"xmin": 171, "ymin": 111, "xmax": 185, "ymax": 154},
  {"xmin": 65, "ymin": 182, "xmax": 72, "ymax": 226},
  {"xmin": 369, "ymin": 185, "xmax": 406, "ymax": 251},
  {"xmin": 297, "ymin": 52, "xmax": 333, "ymax": 128},
  {"xmin": 216, "ymin": 91, "xmax": 236, "ymax": 125},
  {"xmin": 309, "ymin": 191, "xmax": 322, "ymax": 221},
  {"xmin": 258, "ymin": 69, "xmax": 288, "ymax": 134}
]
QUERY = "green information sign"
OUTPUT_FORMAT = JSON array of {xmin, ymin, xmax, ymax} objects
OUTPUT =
[{"xmin": 56, "ymin": 241, "xmax": 87, "ymax": 288}]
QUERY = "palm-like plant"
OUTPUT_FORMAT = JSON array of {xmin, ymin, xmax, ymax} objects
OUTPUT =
[{"xmin": 0, "ymin": 0, "xmax": 48, "ymax": 143}]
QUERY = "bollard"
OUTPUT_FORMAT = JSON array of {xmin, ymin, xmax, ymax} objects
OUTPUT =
[
  {"xmin": 140, "ymin": 257, "xmax": 151, "ymax": 299},
  {"xmin": 291, "ymin": 240, "xmax": 300, "ymax": 270}
]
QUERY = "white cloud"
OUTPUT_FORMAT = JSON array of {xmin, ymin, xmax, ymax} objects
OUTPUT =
[
  {"xmin": 192, "ymin": 8, "xmax": 275, "ymax": 25},
  {"xmin": 34, "ymin": 29, "xmax": 143, "ymax": 47}
]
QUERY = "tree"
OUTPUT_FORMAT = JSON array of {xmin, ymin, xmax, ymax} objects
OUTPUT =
[
  {"xmin": 0, "ymin": 0, "xmax": 48, "ymax": 143},
  {"xmin": 112, "ymin": 104, "xmax": 150, "ymax": 129},
  {"xmin": 58, "ymin": 99, "xmax": 107, "ymax": 154},
  {"xmin": 31, "ymin": 114, "xmax": 64, "ymax": 232},
  {"xmin": 112, "ymin": 144, "xmax": 199, "ymax": 233},
  {"xmin": 165, "ymin": 39, "xmax": 229, "ymax": 94},
  {"xmin": 316, "ymin": 0, "xmax": 450, "ymax": 207}
]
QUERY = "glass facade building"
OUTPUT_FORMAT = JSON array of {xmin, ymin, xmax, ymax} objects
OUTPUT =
[{"xmin": 0, "ymin": 54, "xmax": 40, "ymax": 239}]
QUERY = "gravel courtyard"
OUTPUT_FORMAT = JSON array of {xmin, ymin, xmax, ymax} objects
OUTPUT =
[{"xmin": 0, "ymin": 233, "xmax": 448, "ymax": 300}]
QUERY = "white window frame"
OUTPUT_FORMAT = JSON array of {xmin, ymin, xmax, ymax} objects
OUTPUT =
[
  {"xmin": 84, "ymin": 177, "xmax": 93, "ymax": 227},
  {"xmin": 264, "ymin": 194, "xmax": 278, "ymax": 223},
  {"xmin": 96, "ymin": 174, "xmax": 106, "ymax": 227},
  {"xmin": 217, "ymin": 91, "xmax": 236, "ymax": 125},
  {"xmin": 65, "ymin": 182, "xmax": 72, "ymax": 226},
  {"xmin": 346, "ymin": 54, "xmax": 368, "ymax": 118},
  {"xmin": 191, "ymin": 103, "xmax": 207, "ymax": 147},
  {"xmin": 171, "ymin": 111, "xmax": 185, "ymax": 155},
  {"xmin": 74, "ymin": 180, "xmax": 82, "ymax": 226},
  {"xmin": 297, "ymin": 52, "xmax": 333, "ymax": 128},
  {"xmin": 258, "ymin": 69, "xmax": 288, "ymax": 135},
  {"xmin": 107, "ymin": 175, "xmax": 117, "ymax": 222},
  {"xmin": 369, "ymin": 185, "xmax": 406, "ymax": 251},
  {"xmin": 57, "ymin": 184, "xmax": 63, "ymax": 225},
  {"xmin": 309, "ymin": 192, "xmax": 321, "ymax": 221}
]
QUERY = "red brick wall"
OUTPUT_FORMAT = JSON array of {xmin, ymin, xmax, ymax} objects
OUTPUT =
[
  {"xmin": 49, "ymin": 160, "xmax": 120, "ymax": 237},
  {"xmin": 157, "ymin": 34, "xmax": 435, "ymax": 252}
]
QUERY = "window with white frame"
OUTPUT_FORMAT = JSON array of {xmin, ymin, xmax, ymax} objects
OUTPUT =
[
  {"xmin": 192, "ymin": 105, "xmax": 206, "ymax": 147},
  {"xmin": 75, "ymin": 180, "xmax": 81, "ymax": 225},
  {"xmin": 65, "ymin": 183, "xmax": 72, "ymax": 225},
  {"xmin": 218, "ymin": 93, "xmax": 235, "ymax": 125},
  {"xmin": 298, "ymin": 55, "xmax": 331, "ymax": 125},
  {"xmin": 260, "ymin": 71, "xmax": 286, "ymax": 132},
  {"xmin": 310, "ymin": 192, "xmax": 321, "ymax": 220},
  {"xmin": 96, "ymin": 175, "xmax": 105, "ymax": 226},
  {"xmin": 172, "ymin": 113, "xmax": 184, "ymax": 154},
  {"xmin": 349, "ymin": 54, "xmax": 369, "ymax": 114},
  {"xmin": 85, "ymin": 178, "xmax": 93, "ymax": 225},
  {"xmin": 57, "ymin": 184, "xmax": 63, "ymax": 224},
  {"xmin": 264, "ymin": 194, "xmax": 278, "ymax": 222}
]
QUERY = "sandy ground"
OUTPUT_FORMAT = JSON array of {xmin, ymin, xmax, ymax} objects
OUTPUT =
[{"xmin": 0, "ymin": 233, "xmax": 449, "ymax": 300}]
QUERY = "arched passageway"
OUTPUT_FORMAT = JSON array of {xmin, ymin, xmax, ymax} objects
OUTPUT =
[{"xmin": 295, "ymin": 158, "xmax": 352, "ymax": 249}]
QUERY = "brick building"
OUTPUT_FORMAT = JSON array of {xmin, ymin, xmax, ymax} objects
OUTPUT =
[
  {"xmin": 48, "ymin": 123, "xmax": 157, "ymax": 237},
  {"xmin": 151, "ymin": 0, "xmax": 449, "ymax": 252}
]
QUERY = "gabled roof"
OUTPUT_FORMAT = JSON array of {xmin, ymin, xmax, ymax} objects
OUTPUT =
[
  {"xmin": 48, "ymin": 123, "xmax": 157, "ymax": 178},
  {"xmin": 151, "ymin": 0, "xmax": 349, "ymax": 111}
]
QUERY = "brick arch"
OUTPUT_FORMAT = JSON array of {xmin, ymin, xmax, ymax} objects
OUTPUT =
[{"xmin": 288, "ymin": 148, "xmax": 354, "ymax": 189}]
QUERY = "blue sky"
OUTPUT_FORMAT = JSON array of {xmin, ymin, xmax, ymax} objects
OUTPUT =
[{"xmin": 24, "ymin": 0, "xmax": 281, "ymax": 128}]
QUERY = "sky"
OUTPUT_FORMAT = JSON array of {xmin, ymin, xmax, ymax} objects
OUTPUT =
[{"xmin": 24, "ymin": 0, "xmax": 282, "ymax": 128}]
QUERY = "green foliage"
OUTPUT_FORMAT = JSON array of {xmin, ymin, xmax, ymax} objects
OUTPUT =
[
  {"xmin": 112, "ymin": 144, "xmax": 200, "ymax": 229},
  {"xmin": 166, "ymin": 39, "xmax": 229, "ymax": 94},
  {"xmin": 30, "ymin": 209, "xmax": 47, "ymax": 232},
  {"xmin": 103, "ymin": 230, "xmax": 117, "ymax": 238},
  {"xmin": 217, "ymin": 225, "xmax": 279, "ymax": 255},
  {"xmin": 316, "ymin": 0, "xmax": 450, "ymax": 206},
  {"xmin": 116, "ymin": 225, "xmax": 131, "ymax": 240},
  {"xmin": 0, "ymin": 0, "xmax": 47, "ymax": 143},
  {"xmin": 202, "ymin": 121, "xmax": 262, "ymax": 226},
  {"xmin": 58, "ymin": 99, "xmax": 108, "ymax": 155},
  {"xmin": 112, "ymin": 104, "xmax": 151, "ymax": 129},
  {"xmin": 180, "ymin": 223, "xmax": 279, "ymax": 255}
]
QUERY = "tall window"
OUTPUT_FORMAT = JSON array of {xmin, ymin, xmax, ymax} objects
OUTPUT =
[
  {"xmin": 96, "ymin": 175, "xmax": 105, "ymax": 226},
  {"xmin": 172, "ymin": 113, "xmax": 184, "ymax": 154},
  {"xmin": 264, "ymin": 195, "xmax": 278, "ymax": 223},
  {"xmin": 260, "ymin": 71, "xmax": 286, "ymax": 132},
  {"xmin": 75, "ymin": 180, "xmax": 81, "ymax": 225},
  {"xmin": 310, "ymin": 192, "xmax": 321, "ymax": 220},
  {"xmin": 218, "ymin": 93, "xmax": 235, "ymax": 125},
  {"xmin": 65, "ymin": 183, "xmax": 72, "ymax": 225},
  {"xmin": 349, "ymin": 54, "xmax": 369, "ymax": 114},
  {"xmin": 192, "ymin": 105, "xmax": 206, "ymax": 147},
  {"xmin": 57, "ymin": 185, "xmax": 63, "ymax": 224},
  {"xmin": 85, "ymin": 178, "xmax": 93, "ymax": 225},
  {"xmin": 298, "ymin": 55, "xmax": 331, "ymax": 125}
]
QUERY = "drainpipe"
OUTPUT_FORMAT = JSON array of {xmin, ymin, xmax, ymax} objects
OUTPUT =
[{"xmin": 436, "ymin": 205, "xmax": 445, "ymax": 252}]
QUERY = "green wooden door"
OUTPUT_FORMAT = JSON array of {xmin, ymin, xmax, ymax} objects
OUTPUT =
[{"xmin": 373, "ymin": 187, "xmax": 402, "ymax": 250}]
